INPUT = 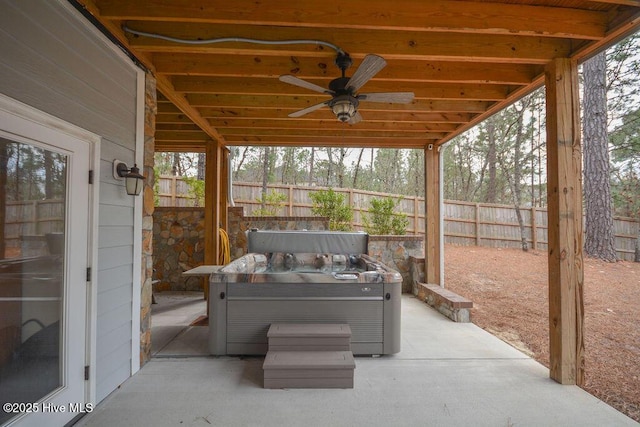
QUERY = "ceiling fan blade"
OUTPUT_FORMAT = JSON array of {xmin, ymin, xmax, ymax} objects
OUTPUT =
[
  {"xmin": 279, "ymin": 75, "xmax": 332, "ymax": 94},
  {"xmin": 358, "ymin": 92, "xmax": 415, "ymax": 104},
  {"xmin": 347, "ymin": 111, "xmax": 363, "ymax": 124},
  {"xmin": 346, "ymin": 54, "xmax": 387, "ymax": 92},
  {"xmin": 288, "ymin": 101, "xmax": 330, "ymax": 118}
]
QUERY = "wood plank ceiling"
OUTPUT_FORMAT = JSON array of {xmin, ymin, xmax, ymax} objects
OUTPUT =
[{"xmin": 79, "ymin": 0, "xmax": 640, "ymax": 151}]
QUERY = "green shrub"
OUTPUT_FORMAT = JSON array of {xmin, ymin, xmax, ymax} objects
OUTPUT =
[
  {"xmin": 253, "ymin": 190, "xmax": 287, "ymax": 216},
  {"xmin": 309, "ymin": 188, "xmax": 353, "ymax": 231},
  {"xmin": 363, "ymin": 196, "xmax": 409, "ymax": 235},
  {"xmin": 182, "ymin": 176, "xmax": 205, "ymax": 206}
]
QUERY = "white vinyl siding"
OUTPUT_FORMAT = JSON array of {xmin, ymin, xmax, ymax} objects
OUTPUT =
[{"xmin": 0, "ymin": 0, "xmax": 141, "ymax": 402}]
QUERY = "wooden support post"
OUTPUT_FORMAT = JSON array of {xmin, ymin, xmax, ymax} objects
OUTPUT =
[
  {"xmin": 220, "ymin": 147, "xmax": 229, "ymax": 232},
  {"xmin": 545, "ymin": 58, "xmax": 585, "ymax": 385},
  {"xmin": 205, "ymin": 141, "xmax": 222, "ymax": 273},
  {"xmin": 424, "ymin": 145, "xmax": 441, "ymax": 285}
]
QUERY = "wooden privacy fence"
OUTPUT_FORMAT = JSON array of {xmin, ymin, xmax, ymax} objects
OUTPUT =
[
  {"xmin": 4, "ymin": 199, "xmax": 65, "ymax": 253},
  {"xmin": 158, "ymin": 178, "xmax": 639, "ymax": 261}
]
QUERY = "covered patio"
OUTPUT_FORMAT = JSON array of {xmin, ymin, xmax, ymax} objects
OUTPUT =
[
  {"xmin": 77, "ymin": 0, "xmax": 639, "ymax": 405},
  {"xmin": 74, "ymin": 0, "xmax": 640, "ymax": 386},
  {"xmin": 75, "ymin": 294, "xmax": 637, "ymax": 426}
]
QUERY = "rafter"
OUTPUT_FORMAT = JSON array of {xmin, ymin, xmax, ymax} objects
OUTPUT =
[
  {"xmin": 150, "ymin": 35, "xmax": 570, "ymax": 69},
  {"xmin": 97, "ymin": 0, "xmax": 608, "ymax": 39},
  {"xmin": 221, "ymin": 134, "xmax": 438, "ymax": 149},
  {"xmin": 205, "ymin": 118, "xmax": 460, "ymax": 132},
  {"xmin": 168, "ymin": 63, "xmax": 540, "ymax": 90},
  {"xmin": 185, "ymin": 94, "xmax": 499, "ymax": 112},
  {"xmin": 188, "ymin": 107, "xmax": 475, "ymax": 123}
]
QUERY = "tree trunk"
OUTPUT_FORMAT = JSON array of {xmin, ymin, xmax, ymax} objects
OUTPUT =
[
  {"xmin": 513, "ymin": 105, "xmax": 528, "ymax": 252},
  {"xmin": 0, "ymin": 139, "xmax": 8, "ymax": 258},
  {"xmin": 390, "ymin": 150, "xmax": 400, "ymax": 192},
  {"xmin": 14, "ymin": 144, "xmax": 20, "ymax": 200},
  {"xmin": 172, "ymin": 152, "xmax": 180, "ymax": 176},
  {"xmin": 261, "ymin": 147, "xmax": 270, "ymax": 208},
  {"xmin": 197, "ymin": 152, "xmax": 205, "ymax": 181},
  {"xmin": 337, "ymin": 148, "xmax": 348, "ymax": 188},
  {"xmin": 412, "ymin": 150, "xmax": 424, "ymax": 197},
  {"xmin": 326, "ymin": 148, "xmax": 333, "ymax": 186},
  {"xmin": 583, "ymin": 52, "xmax": 618, "ymax": 261},
  {"xmin": 281, "ymin": 148, "xmax": 289, "ymax": 184},
  {"xmin": 44, "ymin": 151, "xmax": 54, "ymax": 198},
  {"xmin": 486, "ymin": 122, "xmax": 497, "ymax": 203},
  {"xmin": 352, "ymin": 148, "xmax": 364, "ymax": 188},
  {"xmin": 308, "ymin": 147, "xmax": 315, "ymax": 185},
  {"xmin": 233, "ymin": 147, "xmax": 249, "ymax": 180}
]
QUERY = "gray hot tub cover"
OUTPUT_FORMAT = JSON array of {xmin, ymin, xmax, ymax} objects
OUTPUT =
[{"xmin": 247, "ymin": 230, "xmax": 369, "ymax": 255}]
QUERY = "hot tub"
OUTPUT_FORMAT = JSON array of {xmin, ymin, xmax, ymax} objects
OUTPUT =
[{"xmin": 209, "ymin": 231, "xmax": 402, "ymax": 355}]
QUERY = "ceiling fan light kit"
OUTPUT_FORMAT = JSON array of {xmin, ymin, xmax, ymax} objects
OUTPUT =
[{"xmin": 329, "ymin": 95, "xmax": 359, "ymax": 122}]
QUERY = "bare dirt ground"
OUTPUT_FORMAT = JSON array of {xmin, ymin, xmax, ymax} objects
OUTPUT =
[{"xmin": 444, "ymin": 244, "xmax": 640, "ymax": 423}]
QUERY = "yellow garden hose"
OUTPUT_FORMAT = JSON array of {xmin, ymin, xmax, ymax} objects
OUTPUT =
[{"xmin": 219, "ymin": 228, "xmax": 231, "ymax": 265}]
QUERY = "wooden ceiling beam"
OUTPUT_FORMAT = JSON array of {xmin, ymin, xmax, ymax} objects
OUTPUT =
[
  {"xmin": 186, "ymin": 93, "xmax": 501, "ymax": 110},
  {"xmin": 124, "ymin": 22, "xmax": 583, "ymax": 62},
  {"xmin": 154, "ymin": 140, "xmax": 207, "ymax": 152},
  {"xmin": 193, "ymin": 107, "xmax": 474, "ymax": 123},
  {"xmin": 222, "ymin": 135, "xmax": 438, "ymax": 149},
  {"xmin": 192, "ymin": 98, "xmax": 493, "ymax": 114},
  {"xmin": 218, "ymin": 128, "xmax": 446, "ymax": 139},
  {"xmin": 169, "ymin": 62, "xmax": 539, "ymax": 90},
  {"xmin": 156, "ymin": 123, "xmax": 202, "ymax": 131},
  {"xmin": 155, "ymin": 116, "xmax": 459, "ymax": 132},
  {"xmin": 206, "ymin": 118, "xmax": 460, "ymax": 132},
  {"xmin": 155, "ymin": 130, "xmax": 211, "ymax": 141},
  {"xmin": 150, "ymin": 37, "xmax": 569, "ymax": 71},
  {"xmin": 96, "ymin": 0, "xmax": 607, "ymax": 39},
  {"xmin": 176, "ymin": 83, "xmax": 509, "ymax": 103},
  {"xmin": 583, "ymin": 0, "xmax": 639, "ymax": 6}
]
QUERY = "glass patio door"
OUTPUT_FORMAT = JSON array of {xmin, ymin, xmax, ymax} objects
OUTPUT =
[{"xmin": 0, "ymin": 107, "xmax": 91, "ymax": 426}]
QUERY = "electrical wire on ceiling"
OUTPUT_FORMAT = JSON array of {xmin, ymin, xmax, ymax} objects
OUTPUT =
[{"xmin": 122, "ymin": 25, "xmax": 345, "ymax": 55}]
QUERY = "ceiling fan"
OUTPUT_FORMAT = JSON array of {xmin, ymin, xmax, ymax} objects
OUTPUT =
[{"xmin": 279, "ymin": 52, "xmax": 414, "ymax": 124}]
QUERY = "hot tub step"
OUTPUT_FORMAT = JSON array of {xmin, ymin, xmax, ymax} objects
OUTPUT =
[
  {"xmin": 267, "ymin": 323, "xmax": 351, "ymax": 352},
  {"xmin": 263, "ymin": 351, "xmax": 355, "ymax": 389}
]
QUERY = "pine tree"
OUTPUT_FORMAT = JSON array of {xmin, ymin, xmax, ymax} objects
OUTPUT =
[{"xmin": 582, "ymin": 52, "xmax": 617, "ymax": 261}]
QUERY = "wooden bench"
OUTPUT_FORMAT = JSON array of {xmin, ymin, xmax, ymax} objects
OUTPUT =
[{"xmin": 417, "ymin": 282, "xmax": 473, "ymax": 323}]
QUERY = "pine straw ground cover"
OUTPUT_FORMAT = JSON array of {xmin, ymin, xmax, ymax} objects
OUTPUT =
[{"xmin": 444, "ymin": 244, "xmax": 640, "ymax": 422}]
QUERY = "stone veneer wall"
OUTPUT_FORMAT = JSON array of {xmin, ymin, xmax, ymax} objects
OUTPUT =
[
  {"xmin": 368, "ymin": 235, "xmax": 425, "ymax": 293},
  {"xmin": 152, "ymin": 207, "xmax": 206, "ymax": 291},
  {"xmin": 409, "ymin": 256, "xmax": 426, "ymax": 295},
  {"xmin": 140, "ymin": 73, "xmax": 156, "ymax": 366}
]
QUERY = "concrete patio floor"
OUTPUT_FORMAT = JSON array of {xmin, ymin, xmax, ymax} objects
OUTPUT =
[{"xmin": 74, "ymin": 292, "xmax": 637, "ymax": 427}]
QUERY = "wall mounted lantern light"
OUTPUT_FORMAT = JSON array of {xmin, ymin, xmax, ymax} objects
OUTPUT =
[{"xmin": 113, "ymin": 159, "xmax": 145, "ymax": 196}]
